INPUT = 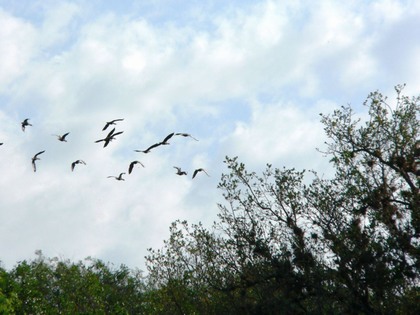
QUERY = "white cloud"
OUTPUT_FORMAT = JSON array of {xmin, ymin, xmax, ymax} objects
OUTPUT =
[
  {"xmin": 221, "ymin": 99, "xmax": 333, "ymax": 174},
  {"xmin": 370, "ymin": 0, "xmax": 405, "ymax": 23},
  {"xmin": 37, "ymin": 1, "xmax": 81, "ymax": 49},
  {"xmin": 0, "ymin": 9, "xmax": 37, "ymax": 89}
]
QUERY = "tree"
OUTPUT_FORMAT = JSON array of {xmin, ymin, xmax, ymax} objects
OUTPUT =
[
  {"xmin": 3, "ymin": 250, "xmax": 146, "ymax": 314},
  {"xmin": 0, "ymin": 265, "xmax": 16, "ymax": 314},
  {"xmin": 145, "ymin": 85, "xmax": 419, "ymax": 314}
]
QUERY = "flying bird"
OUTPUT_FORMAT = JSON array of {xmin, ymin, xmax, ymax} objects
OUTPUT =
[
  {"xmin": 71, "ymin": 160, "xmax": 86, "ymax": 171},
  {"xmin": 134, "ymin": 142, "xmax": 162, "ymax": 154},
  {"xmin": 102, "ymin": 118, "xmax": 124, "ymax": 131},
  {"xmin": 108, "ymin": 173, "xmax": 125, "ymax": 181},
  {"xmin": 175, "ymin": 133, "xmax": 198, "ymax": 141},
  {"xmin": 128, "ymin": 161, "xmax": 145, "ymax": 174},
  {"xmin": 95, "ymin": 128, "xmax": 124, "ymax": 147},
  {"xmin": 134, "ymin": 132, "xmax": 175, "ymax": 153},
  {"xmin": 160, "ymin": 132, "xmax": 175, "ymax": 145},
  {"xmin": 21, "ymin": 118, "xmax": 32, "ymax": 132},
  {"xmin": 173, "ymin": 166, "xmax": 187, "ymax": 176},
  {"xmin": 106, "ymin": 127, "xmax": 116, "ymax": 137},
  {"xmin": 192, "ymin": 168, "xmax": 210, "ymax": 179},
  {"xmin": 103, "ymin": 131, "xmax": 123, "ymax": 147},
  {"xmin": 31, "ymin": 150, "xmax": 45, "ymax": 172},
  {"xmin": 52, "ymin": 132, "xmax": 70, "ymax": 142}
]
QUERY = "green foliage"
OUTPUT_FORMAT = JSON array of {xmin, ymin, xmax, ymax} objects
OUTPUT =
[
  {"xmin": 0, "ymin": 266, "xmax": 17, "ymax": 315},
  {"xmin": 2, "ymin": 251, "xmax": 145, "ymax": 314},
  {"xmin": 145, "ymin": 86, "xmax": 420, "ymax": 314}
]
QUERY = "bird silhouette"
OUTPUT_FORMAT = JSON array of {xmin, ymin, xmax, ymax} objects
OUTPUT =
[
  {"xmin": 102, "ymin": 118, "xmax": 124, "ymax": 131},
  {"xmin": 175, "ymin": 133, "xmax": 198, "ymax": 141},
  {"xmin": 103, "ymin": 131, "xmax": 123, "ymax": 147},
  {"xmin": 134, "ymin": 142, "xmax": 162, "ymax": 154},
  {"xmin": 21, "ymin": 119, "xmax": 32, "ymax": 132},
  {"xmin": 160, "ymin": 132, "xmax": 175, "ymax": 145},
  {"xmin": 31, "ymin": 150, "xmax": 45, "ymax": 172},
  {"xmin": 192, "ymin": 168, "xmax": 209, "ymax": 179},
  {"xmin": 134, "ymin": 133, "xmax": 174, "ymax": 153},
  {"xmin": 128, "ymin": 161, "xmax": 145, "ymax": 174},
  {"xmin": 108, "ymin": 173, "xmax": 125, "ymax": 181},
  {"xmin": 53, "ymin": 132, "xmax": 70, "ymax": 142},
  {"xmin": 71, "ymin": 160, "xmax": 86, "ymax": 171},
  {"xmin": 95, "ymin": 128, "xmax": 124, "ymax": 147},
  {"xmin": 173, "ymin": 166, "xmax": 187, "ymax": 176}
]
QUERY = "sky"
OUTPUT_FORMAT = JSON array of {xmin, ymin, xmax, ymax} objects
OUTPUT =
[{"xmin": 0, "ymin": 0, "xmax": 419, "ymax": 271}]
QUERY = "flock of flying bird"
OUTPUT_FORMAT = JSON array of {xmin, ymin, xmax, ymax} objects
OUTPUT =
[{"xmin": 9, "ymin": 118, "xmax": 210, "ymax": 181}]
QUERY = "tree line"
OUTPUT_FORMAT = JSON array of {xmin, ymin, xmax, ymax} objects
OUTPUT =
[{"xmin": 1, "ymin": 86, "xmax": 419, "ymax": 314}]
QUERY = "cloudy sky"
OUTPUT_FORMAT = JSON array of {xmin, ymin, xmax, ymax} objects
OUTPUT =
[{"xmin": 0, "ymin": 0, "xmax": 419, "ymax": 270}]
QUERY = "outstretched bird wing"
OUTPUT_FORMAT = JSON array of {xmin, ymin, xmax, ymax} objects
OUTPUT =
[
  {"xmin": 103, "ymin": 138, "xmax": 112, "ymax": 148},
  {"xmin": 175, "ymin": 133, "xmax": 198, "ymax": 141},
  {"xmin": 102, "ymin": 131, "xmax": 123, "ymax": 147},
  {"xmin": 136, "ymin": 142, "xmax": 161, "ymax": 153},
  {"xmin": 111, "ymin": 131, "xmax": 124, "ymax": 137},
  {"xmin": 71, "ymin": 160, "xmax": 86, "ymax": 171},
  {"xmin": 192, "ymin": 168, "xmax": 209, "ymax": 179},
  {"xmin": 161, "ymin": 132, "xmax": 175, "ymax": 144},
  {"xmin": 102, "ymin": 122, "xmax": 111, "ymax": 131},
  {"xmin": 129, "ymin": 161, "xmax": 144, "ymax": 174},
  {"xmin": 34, "ymin": 150, "xmax": 45, "ymax": 158},
  {"xmin": 128, "ymin": 162, "xmax": 135, "ymax": 174},
  {"xmin": 31, "ymin": 151, "xmax": 44, "ymax": 172},
  {"xmin": 106, "ymin": 128, "xmax": 116, "ymax": 138},
  {"xmin": 102, "ymin": 119, "xmax": 124, "ymax": 131}
]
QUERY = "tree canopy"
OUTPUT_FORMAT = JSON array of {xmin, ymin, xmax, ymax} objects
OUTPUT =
[
  {"xmin": 145, "ymin": 85, "xmax": 419, "ymax": 314},
  {"xmin": 0, "ymin": 250, "xmax": 146, "ymax": 314}
]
